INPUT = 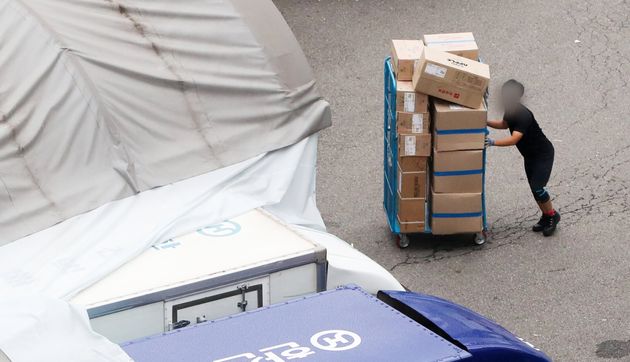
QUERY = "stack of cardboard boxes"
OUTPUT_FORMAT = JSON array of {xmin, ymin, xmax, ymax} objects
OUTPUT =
[
  {"xmin": 390, "ymin": 33, "xmax": 490, "ymax": 235},
  {"xmin": 390, "ymin": 40, "xmax": 431, "ymax": 233},
  {"xmin": 430, "ymin": 99, "xmax": 486, "ymax": 234}
]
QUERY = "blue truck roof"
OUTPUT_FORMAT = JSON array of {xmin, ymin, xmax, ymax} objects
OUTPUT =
[
  {"xmin": 379, "ymin": 290, "xmax": 551, "ymax": 362},
  {"xmin": 121, "ymin": 285, "xmax": 472, "ymax": 362}
]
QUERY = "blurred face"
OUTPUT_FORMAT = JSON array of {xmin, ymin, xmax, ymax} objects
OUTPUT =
[{"xmin": 501, "ymin": 85, "xmax": 522, "ymax": 113}]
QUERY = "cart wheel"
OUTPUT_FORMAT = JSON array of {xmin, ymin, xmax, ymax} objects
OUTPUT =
[
  {"xmin": 473, "ymin": 232, "xmax": 486, "ymax": 246},
  {"xmin": 397, "ymin": 234, "xmax": 410, "ymax": 249}
]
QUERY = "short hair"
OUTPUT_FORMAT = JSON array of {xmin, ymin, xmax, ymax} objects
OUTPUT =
[{"xmin": 502, "ymin": 79, "xmax": 525, "ymax": 97}]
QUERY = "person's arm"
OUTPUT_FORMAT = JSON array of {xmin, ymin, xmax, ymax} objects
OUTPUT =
[
  {"xmin": 492, "ymin": 131, "xmax": 523, "ymax": 147},
  {"xmin": 487, "ymin": 119, "xmax": 508, "ymax": 129},
  {"xmin": 487, "ymin": 107, "xmax": 531, "ymax": 147}
]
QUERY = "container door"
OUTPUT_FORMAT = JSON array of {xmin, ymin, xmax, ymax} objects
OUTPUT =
[{"xmin": 164, "ymin": 276, "xmax": 270, "ymax": 330}]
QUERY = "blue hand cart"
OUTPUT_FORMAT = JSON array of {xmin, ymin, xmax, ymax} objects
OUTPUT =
[{"xmin": 383, "ymin": 57, "xmax": 488, "ymax": 248}]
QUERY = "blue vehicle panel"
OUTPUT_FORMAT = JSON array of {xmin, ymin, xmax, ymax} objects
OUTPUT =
[
  {"xmin": 379, "ymin": 290, "xmax": 551, "ymax": 362},
  {"xmin": 122, "ymin": 286, "xmax": 471, "ymax": 362}
]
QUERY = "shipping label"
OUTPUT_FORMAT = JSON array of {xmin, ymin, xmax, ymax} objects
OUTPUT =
[
  {"xmin": 404, "ymin": 135, "xmax": 416, "ymax": 156},
  {"xmin": 403, "ymin": 92, "xmax": 416, "ymax": 112},
  {"xmin": 425, "ymin": 63, "xmax": 447, "ymax": 78},
  {"xmin": 411, "ymin": 114, "xmax": 424, "ymax": 133}
]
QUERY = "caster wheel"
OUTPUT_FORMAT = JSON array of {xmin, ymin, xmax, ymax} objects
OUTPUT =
[
  {"xmin": 397, "ymin": 234, "xmax": 410, "ymax": 249},
  {"xmin": 473, "ymin": 232, "xmax": 486, "ymax": 245}
]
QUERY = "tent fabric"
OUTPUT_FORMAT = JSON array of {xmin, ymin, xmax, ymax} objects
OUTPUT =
[{"xmin": 0, "ymin": 0, "xmax": 331, "ymax": 245}]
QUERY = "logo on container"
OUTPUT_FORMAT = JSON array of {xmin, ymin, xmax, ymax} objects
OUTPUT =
[
  {"xmin": 198, "ymin": 221, "xmax": 241, "ymax": 237},
  {"xmin": 214, "ymin": 329, "xmax": 362, "ymax": 362},
  {"xmin": 310, "ymin": 330, "xmax": 362, "ymax": 351}
]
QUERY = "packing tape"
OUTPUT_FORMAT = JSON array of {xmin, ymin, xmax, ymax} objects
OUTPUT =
[
  {"xmin": 433, "ymin": 169, "xmax": 483, "ymax": 176},
  {"xmin": 432, "ymin": 212, "xmax": 483, "ymax": 218},
  {"xmin": 435, "ymin": 128, "xmax": 487, "ymax": 135}
]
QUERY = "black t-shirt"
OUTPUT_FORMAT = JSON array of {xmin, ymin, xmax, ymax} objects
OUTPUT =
[{"xmin": 504, "ymin": 104, "xmax": 553, "ymax": 158}]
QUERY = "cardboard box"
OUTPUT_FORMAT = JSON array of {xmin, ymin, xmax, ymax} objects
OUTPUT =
[
  {"xmin": 398, "ymin": 156, "xmax": 428, "ymax": 172},
  {"xmin": 398, "ymin": 166, "xmax": 427, "ymax": 198},
  {"xmin": 412, "ymin": 48, "xmax": 490, "ymax": 108},
  {"xmin": 398, "ymin": 133, "xmax": 431, "ymax": 157},
  {"xmin": 396, "ymin": 81, "xmax": 429, "ymax": 113},
  {"xmin": 391, "ymin": 40, "xmax": 424, "ymax": 81},
  {"xmin": 398, "ymin": 193, "xmax": 425, "ymax": 222},
  {"xmin": 433, "ymin": 149, "xmax": 483, "ymax": 171},
  {"xmin": 432, "ymin": 149, "xmax": 483, "ymax": 193},
  {"xmin": 432, "ymin": 98, "xmax": 487, "ymax": 130},
  {"xmin": 433, "ymin": 128, "xmax": 484, "ymax": 152},
  {"xmin": 423, "ymin": 32, "xmax": 479, "ymax": 60},
  {"xmin": 431, "ymin": 190, "xmax": 482, "ymax": 235},
  {"xmin": 398, "ymin": 216, "xmax": 425, "ymax": 233},
  {"xmin": 397, "ymin": 111, "xmax": 430, "ymax": 134},
  {"xmin": 432, "ymin": 173, "xmax": 482, "ymax": 194},
  {"xmin": 432, "ymin": 99, "xmax": 486, "ymax": 151}
]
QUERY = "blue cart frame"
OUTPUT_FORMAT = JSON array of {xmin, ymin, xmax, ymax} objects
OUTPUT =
[{"xmin": 383, "ymin": 57, "xmax": 488, "ymax": 248}]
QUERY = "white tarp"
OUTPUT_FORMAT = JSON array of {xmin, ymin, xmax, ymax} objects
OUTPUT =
[
  {"xmin": 0, "ymin": 135, "xmax": 403, "ymax": 361},
  {"xmin": 0, "ymin": 136, "xmax": 321, "ymax": 300},
  {"xmin": 0, "ymin": 136, "xmax": 321, "ymax": 361},
  {"xmin": 0, "ymin": 0, "xmax": 330, "ymax": 244}
]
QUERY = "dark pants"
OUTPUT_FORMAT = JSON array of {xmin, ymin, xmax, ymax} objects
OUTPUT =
[{"xmin": 524, "ymin": 149, "xmax": 555, "ymax": 203}]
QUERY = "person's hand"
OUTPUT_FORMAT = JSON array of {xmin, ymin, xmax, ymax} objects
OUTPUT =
[{"xmin": 485, "ymin": 137, "xmax": 495, "ymax": 148}]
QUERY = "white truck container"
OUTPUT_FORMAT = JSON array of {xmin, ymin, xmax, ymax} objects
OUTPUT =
[{"xmin": 71, "ymin": 209, "xmax": 327, "ymax": 343}]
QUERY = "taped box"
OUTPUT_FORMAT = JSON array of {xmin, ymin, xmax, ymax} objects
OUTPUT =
[
  {"xmin": 398, "ymin": 133, "xmax": 431, "ymax": 157},
  {"xmin": 397, "ymin": 192, "xmax": 425, "ymax": 223},
  {"xmin": 412, "ymin": 48, "xmax": 489, "ymax": 108},
  {"xmin": 432, "ymin": 99, "xmax": 486, "ymax": 151},
  {"xmin": 399, "ymin": 156, "xmax": 428, "ymax": 173},
  {"xmin": 432, "ymin": 149, "xmax": 483, "ymax": 193},
  {"xmin": 391, "ymin": 39, "xmax": 424, "ymax": 81},
  {"xmin": 423, "ymin": 32, "xmax": 479, "ymax": 60},
  {"xmin": 397, "ymin": 111, "xmax": 430, "ymax": 134},
  {"xmin": 431, "ymin": 190, "xmax": 482, "ymax": 235},
  {"xmin": 396, "ymin": 81, "xmax": 429, "ymax": 113},
  {"xmin": 398, "ymin": 165, "xmax": 427, "ymax": 198}
]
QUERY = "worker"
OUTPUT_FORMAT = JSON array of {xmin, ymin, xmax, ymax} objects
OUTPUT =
[{"xmin": 486, "ymin": 79, "xmax": 560, "ymax": 236}]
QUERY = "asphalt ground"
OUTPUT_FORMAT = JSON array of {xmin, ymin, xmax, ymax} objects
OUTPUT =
[{"xmin": 274, "ymin": 1, "xmax": 630, "ymax": 361}]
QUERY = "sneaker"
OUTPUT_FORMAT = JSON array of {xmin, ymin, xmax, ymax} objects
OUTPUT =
[
  {"xmin": 532, "ymin": 215, "xmax": 548, "ymax": 232},
  {"xmin": 543, "ymin": 212, "xmax": 561, "ymax": 237}
]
